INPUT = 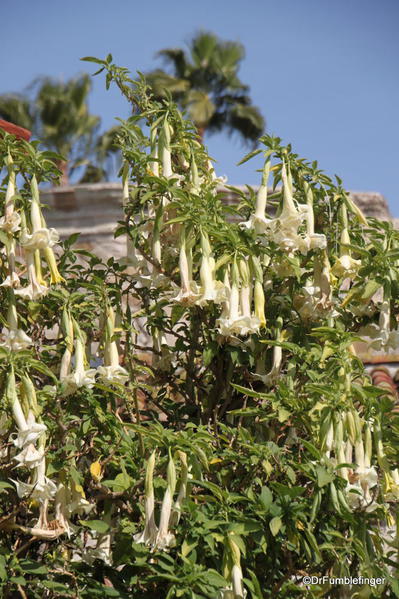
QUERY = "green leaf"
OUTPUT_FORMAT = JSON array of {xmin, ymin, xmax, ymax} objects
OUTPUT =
[
  {"xmin": 79, "ymin": 519, "xmax": 110, "ymax": 534},
  {"xmin": 19, "ymin": 560, "xmax": 48, "ymax": 574},
  {"xmin": 316, "ymin": 466, "xmax": 334, "ymax": 488},
  {"xmin": 269, "ymin": 516, "xmax": 282, "ymax": 537},
  {"xmin": 237, "ymin": 148, "xmax": 262, "ymax": 166},
  {"xmin": 81, "ymin": 56, "xmax": 106, "ymax": 65},
  {"xmin": 0, "ymin": 555, "xmax": 6, "ymax": 582},
  {"xmin": 258, "ymin": 486, "xmax": 273, "ymax": 511},
  {"xmin": 41, "ymin": 581, "xmax": 74, "ymax": 595},
  {"xmin": 204, "ymin": 569, "xmax": 226, "ymax": 587}
]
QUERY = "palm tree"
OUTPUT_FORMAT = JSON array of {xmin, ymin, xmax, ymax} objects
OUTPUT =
[
  {"xmin": 0, "ymin": 75, "xmax": 100, "ymax": 185},
  {"xmin": 33, "ymin": 74, "xmax": 100, "ymax": 184},
  {"xmin": 146, "ymin": 31, "xmax": 265, "ymax": 144},
  {"xmin": 0, "ymin": 94, "xmax": 34, "ymax": 132}
]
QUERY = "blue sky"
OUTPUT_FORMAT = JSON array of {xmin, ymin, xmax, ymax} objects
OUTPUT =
[{"xmin": 2, "ymin": 0, "xmax": 399, "ymax": 214}]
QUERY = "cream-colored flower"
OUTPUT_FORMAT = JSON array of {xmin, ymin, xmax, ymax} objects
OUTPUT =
[
  {"xmin": 13, "ymin": 443, "xmax": 45, "ymax": 469},
  {"xmin": 217, "ymin": 275, "xmax": 260, "ymax": 337},
  {"xmin": 0, "ymin": 211, "xmax": 21, "ymax": 233},
  {"xmin": 11, "ymin": 420, "xmax": 47, "ymax": 449},
  {"xmin": 61, "ymin": 338, "xmax": 96, "ymax": 395},
  {"xmin": 61, "ymin": 369, "xmax": 97, "ymax": 395},
  {"xmin": 134, "ymin": 452, "xmax": 159, "ymax": 547},
  {"xmin": 196, "ymin": 255, "xmax": 226, "ymax": 306},
  {"xmin": 20, "ymin": 227, "xmax": 59, "ymax": 251},
  {"xmin": 0, "ymin": 328, "xmax": 32, "ymax": 351},
  {"xmin": 0, "ymin": 272, "xmax": 21, "ymax": 288},
  {"xmin": 11, "ymin": 474, "xmax": 57, "ymax": 502},
  {"xmin": 15, "ymin": 250, "xmax": 48, "ymax": 300},
  {"xmin": 172, "ymin": 233, "xmax": 202, "ymax": 305},
  {"xmin": 346, "ymin": 482, "xmax": 378, "ymax": 512},
  {"xmin": 154, "ymin": 455, "xmax": 177, "ymax": 551},
  {"xmin": 355, "ymin": 465, "xmax": 378, "ymax": 489},
  {"xmin": 331, "ymin": 254, "xmax": 361, "ymax": 279},
  {"xmin": 97, "ymin": 365, "xmax": 129, "ymax": 385}
]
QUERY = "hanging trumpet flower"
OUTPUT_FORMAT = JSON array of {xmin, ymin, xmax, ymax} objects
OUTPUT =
[
  {"xmin": 251, "ymin": 256, "xmax": 266, "ymax": 327},
  {"xmin": 0, "ymin": 290, "xmax": 32, "ymax": 351},
  {"xmin": 253, "ymin": 316, "xmax": 283, "ymax": 384},
  {"xmin": 195, "ymin": 232, "xmax": 226, "ymax": 306},
  {"xmin": 134, "ymin": 451, "xmax": 159, "ymax": 546},
  {"xmin": 97, "ymin": 304, "xmax": 129, "ymax": 384},
  {"xmin": 358, "ymin": 293, "xmax": 399, "ymax": 351},
  {"xmin": 0, "ymin": 153, "xmax": 20, "ymax": 288},
  {"xmin": 216, "ymin": 260, "xmax": 259, "ymax": 337},
  {"xmin": 219, "ymin": 534, "xmax": 246, "ymax": 599},
  {"xmin": 171, "ymin": 227, "xmax": 201, "ymax": 305},
  {"xmin": 293, "ymin": 252, "xmax": 334, "ymax": 321},
  {"xmin": 331, "ymin": 204, "xmax": 361, "ymax": 279},
  {"xmin": 240, "ymin": 157, "xmax": 271, "ymax": 234},
  {"xmin": 301, "ymin": 181, "xmax": 326, "ymax": 251},
  {"xmin": 20, "ymin": 175, "xmax": 59, "ymax": 251},
  {"xmin": 60, "ymin": 321, "xmax": 96, "ymax": 395},
  {"xmin": 255, "ymin": 161, "xmax": 308, "ymax": 253},
  {"xmin": 14, "ymin": 211, "xmax": 48, "ymax": 300}
]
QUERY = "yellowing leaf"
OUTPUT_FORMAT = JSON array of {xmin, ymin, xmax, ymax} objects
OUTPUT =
[
  {"xmin": 90, "ymin": 461, "xmax": 103, "ymax": 482},
  {"xmin": 269, "ymin": 516, "xmax": 282, "ymax": 537},
  {"xmin": 73, "ymin": 482, "xmax": 86, "ymax": 497},
  {"xmin": 209, "ymin": 458, "xmax": 222, "ymax": 465}
]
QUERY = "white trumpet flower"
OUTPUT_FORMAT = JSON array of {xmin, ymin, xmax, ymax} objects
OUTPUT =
[
  {"xmin": 217, "ymin": 264, "xmax": 259, "ymax": 337},
  {"xmin": 61, "ymin": 338, "xmax": 96, "ymax": 395},
  {"xmin": 11, "ymin": 472, "xmax": 57, "ymax": 502},
  {"xmin": 20, "ymin": 227, "xmax": 59, "ymax": 251},
  {"xmin": 0, "ymin": 211, "xmax": 21, "ymax": 233},
  {"xmin": 134, "ymin": 451, "xmax": 159, "ymax": 547},
  {"xmin": 97, "ymin": 365, "xmax": 129, "ymax": 385},
  {"xmin": 97, "ymin": 305, "xmax": 129, "ymax": 384},
  {"xmin": 331, "ymin": 218, "xmax": 361, "ymax": 279},
  {"xmin": 240, "ymin": 159, "xmax": 272, "ymax": 234},
  {"xmin": 172, "ymin": 231, "xmax": 201, "ymax": 305},
  {"xmin": 11, "ymin": 420, "xmax": 47, "ymax": 449},
  {"xmin": 0, "ymin": 328, "xmax": 32, "ymax": 351},
  {"xmin": 13, "ymin": 443, "xmax": 45, "ymax": 469},
  {"xmin": 14, "ymin": 250, "xmax": 48, "ymax": 300},
  {"xmin": 154, "ymin": 454, "xmax": 176, "ymax": 550}
]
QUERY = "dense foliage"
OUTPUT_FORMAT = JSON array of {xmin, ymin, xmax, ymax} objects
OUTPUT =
[{"xmin": 0, "ymin": 55, "xmax": 398, "ymax": 598}]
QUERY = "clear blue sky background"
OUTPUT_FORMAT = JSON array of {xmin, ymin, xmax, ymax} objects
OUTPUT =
[{"xmin": 2, "ymin": 0, "xmax": 399, "ymax": 214}]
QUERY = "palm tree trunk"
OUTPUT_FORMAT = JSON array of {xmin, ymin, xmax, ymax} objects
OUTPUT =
[
  {"xmin": 197, "ymin": 126, "xmax": 205, "ymax": 143},
  {"xmin": 56, "ymin": 160, "xmax": 69, "ymax": 186}
]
